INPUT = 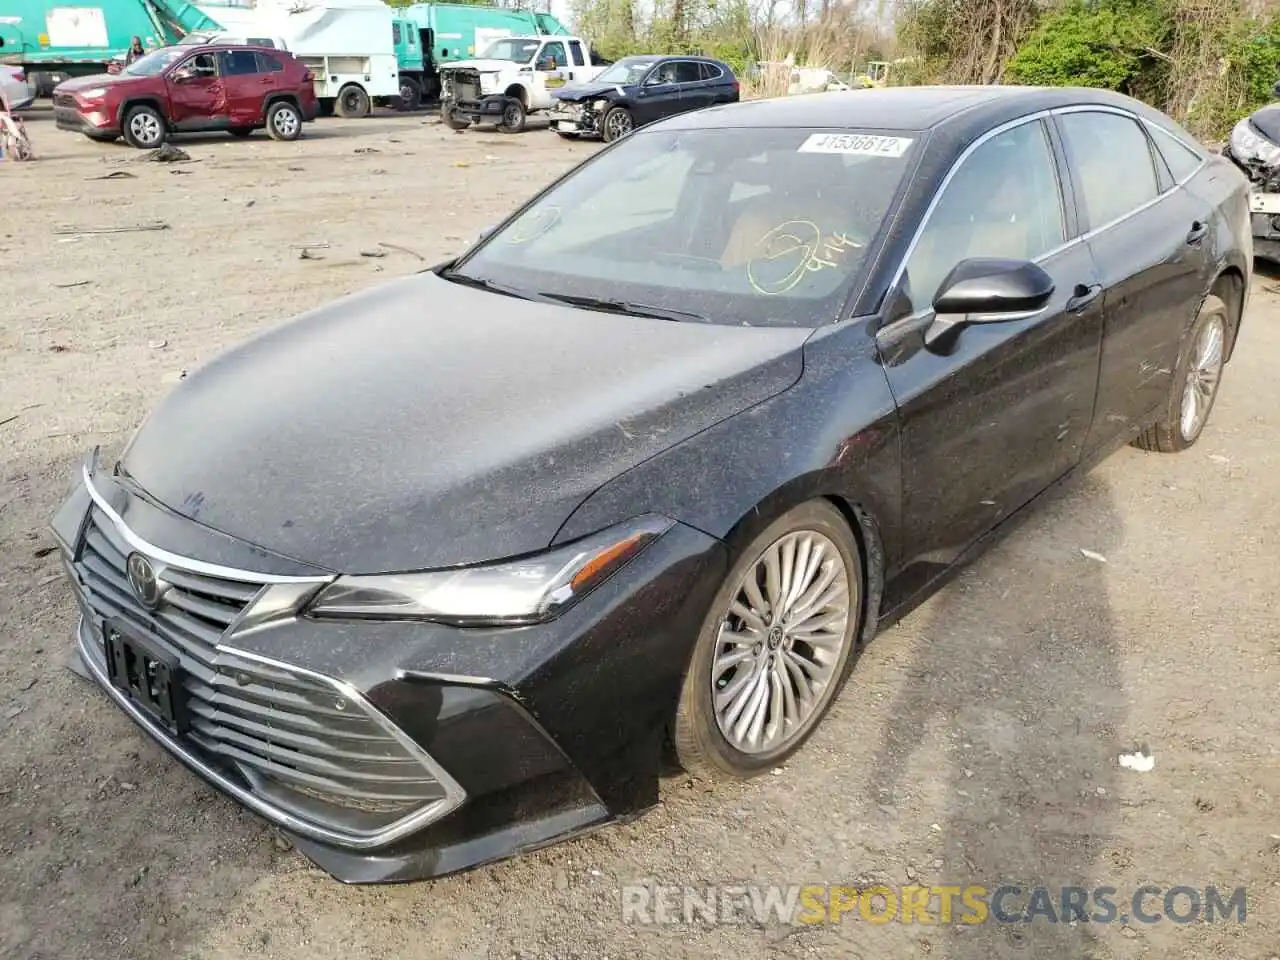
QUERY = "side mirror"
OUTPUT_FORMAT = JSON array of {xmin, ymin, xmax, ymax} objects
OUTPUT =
[{"xmin": 924, "ymin": 257, "xmax": 1054, "ymax": 352}]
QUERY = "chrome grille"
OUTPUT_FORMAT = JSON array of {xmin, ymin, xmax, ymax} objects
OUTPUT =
[{"xmin": 71, "ymin": 506, "xmax": 455, "ymax": 833}]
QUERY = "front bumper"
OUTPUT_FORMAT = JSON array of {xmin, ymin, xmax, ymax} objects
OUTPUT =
[
  {"xmin": 53, "ymin": 456, "xmax": 727, "ymax": 883},
  {"xmin": 52, "ymin": 99, "xmax": 118, "ymax": 136},
  {"xmin": 547, "ymin": 102, "xmax": 599, "ymax": 136},
  {"xmin": 448, "ymin": 93, "xmax": 512, "ymax": 123}
]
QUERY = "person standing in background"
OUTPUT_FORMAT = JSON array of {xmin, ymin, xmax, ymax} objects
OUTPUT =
[{"xmin": 124, "ymin": 36, "xmax": 146, "ymax": 66}]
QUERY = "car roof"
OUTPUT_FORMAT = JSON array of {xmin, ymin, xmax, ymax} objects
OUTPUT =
[{"xmin": 659, "ymin": 84, "xmax": 1169, "ymax": 133}]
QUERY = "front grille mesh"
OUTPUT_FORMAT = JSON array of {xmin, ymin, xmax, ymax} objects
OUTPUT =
[
  {"xmin": 72, "ymin": 507, "xmax": 448, "ymax": 822},
  {"xmin": 52, "ymin": 93, "xmax": 77, "ymax": 109}
]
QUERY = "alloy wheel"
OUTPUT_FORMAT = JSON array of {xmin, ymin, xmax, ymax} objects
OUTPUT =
[
  {"xmin": 605, "ymin": 109, "xmax": 632, "ymax": 140},
  {"xmin": 130, "ymin": 112, "xmax": 162, "ymax": 146},
  {"xmin": 272, "ymin": 108, "xmax": 300, "ymax": 138},
  {"xmin": 1179, "ymin": 311, "xmax": 1225, "ymax": 441},
  {"xmin": 710, "ymin": 530, "xmax": 854, "ymax": 755}
]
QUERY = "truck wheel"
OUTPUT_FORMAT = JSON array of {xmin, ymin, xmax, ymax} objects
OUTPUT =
[
  {"xmin": 122, "ymin": 104, "xmax": 166, "ymax": 149},
  {"xmin": 397, "ymin": 76, "xmax": 422, "ymax": 111},
  {"xmin": 498, "ymin": 97, "xmax": 526, "ymax": 134},
  {"xmin": 265, "ymin": 101, "xmax": 303, "ymax": 141},
  {"xmin": 336, "ymin": 84, "xmax": 371, "ymax": 119},
  {"xmin": 441, "ymin": 102, "xmax": 470, "ymax": 131},
  {"xmin": 601, "ymin": 105, "xmax": 633, "ymax": 143}
]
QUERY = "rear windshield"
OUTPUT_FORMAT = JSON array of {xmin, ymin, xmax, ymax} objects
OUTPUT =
[{"xmin": 451, "ymin": 127, "xmax": 918, "ymax": 328}]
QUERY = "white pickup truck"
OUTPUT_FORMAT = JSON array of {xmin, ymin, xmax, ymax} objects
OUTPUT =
[{"xmin": 439, "ymin": 34, "xmax": 604, "ymax": 133}]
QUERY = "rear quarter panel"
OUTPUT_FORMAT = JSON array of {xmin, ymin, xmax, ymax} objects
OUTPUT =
[{"xmin": 1184, "ymin": 154, "xmax": 1253, "ymax": 348}]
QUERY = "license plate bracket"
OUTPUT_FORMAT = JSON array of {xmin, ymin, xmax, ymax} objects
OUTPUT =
[
  {"xmin": 104, "ymin": 620, "xmax": 188, "ymax": 734},
  {"xmin": 1249, "ymin": 190, "xmax": 1280, "ymax": 214}
]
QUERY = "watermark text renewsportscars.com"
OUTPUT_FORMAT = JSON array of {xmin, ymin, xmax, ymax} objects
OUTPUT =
[{"xmin": 620, "ymin": 882, "xmax": 1247, "ymax": 926}]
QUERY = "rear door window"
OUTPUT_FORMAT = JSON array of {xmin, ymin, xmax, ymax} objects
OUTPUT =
[
  {"xmin": 255, "ymin": 52, "xmax": 284, "ymax": 74},
  {"xmin": 671, "ymin": 60, "xmax": 702, "ymax": 84},
  {"xmin": 1057, "ymin": 110, "xmax": 1160, "ymax": 229},
  {"xmin": 699, "ymin": 62, "xmax": 724, "ymax": 82},
  {"xmin": 219, "ymin": 50, "xmax": 260, "ymax": 76}
]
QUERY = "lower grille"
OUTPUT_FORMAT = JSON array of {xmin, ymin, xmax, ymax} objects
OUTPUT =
[
  {"xmin": 53, "ymin": 92, "xmax": 77, "ymax": 108},
  {"xmin": 69, "ymin": 501, "xmax": 464, "ymax": 845}
]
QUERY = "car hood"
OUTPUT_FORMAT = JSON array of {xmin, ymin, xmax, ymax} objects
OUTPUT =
[
  {"xmin": 441, "ymin": 58, "xmax": 518, "ymax": 74},
  {"xmin": 553, "ymin": 80, "xmax": 627, "ymax": 102},
  {"xmin": 55, "ymin": 72, "xmax": 135, "ymax": 92},
  {"xmin": 120, "ymin": 271, "xmax": 809, "ymax": 574}
]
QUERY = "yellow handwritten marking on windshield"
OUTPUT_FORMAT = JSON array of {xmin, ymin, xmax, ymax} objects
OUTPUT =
[
  {"xmin": 747, "ymin": 221, "xmax": 863, "ymax": 295},
  {"xmin": 505, "ymin": 206, "xmax": 562, "ymax": 244}
]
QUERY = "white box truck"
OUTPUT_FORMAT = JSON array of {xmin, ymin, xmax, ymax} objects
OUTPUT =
[{"xmin": 195, "ymin": 0, "xmax": 399, "ymax": 117}]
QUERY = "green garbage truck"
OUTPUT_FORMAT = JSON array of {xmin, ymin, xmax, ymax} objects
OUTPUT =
[{"xmin": 0, "ymin": 0, "xmax": 221, "ymax": 93}]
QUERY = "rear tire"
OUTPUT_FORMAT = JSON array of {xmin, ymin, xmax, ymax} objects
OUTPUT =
[
  {"xmin": 1132, "ymin": 293, "xmax": 1229, "ymax": 453},
  {"xmin": 397, "ymin": 75, "xmax": 422, "ymax": 111},
  {"xmin": 121, "ymin": 104, "xmax": 165, "ymax": 149},
  {"xmin": 335, "ymin": 84, "xmax": 371, "ymax": 119},
  {"xmin": 673, "ymin": 500, "xmax": 864, "ymax": 781},
  {"xmin": 265, "ymin": 101, "xmax": 303, "ymax": 141}
]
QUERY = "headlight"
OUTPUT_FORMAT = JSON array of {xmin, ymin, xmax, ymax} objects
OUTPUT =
[
  {"xmin": 1231, "ymin": 117, "xmax": 1280, "ymax": 166},
  {"xmin": 78, "ymin": 87, "xmax": 107, "ymax": 99},
  {"xmin": 479, "ymin": 73, "xmax": 499, "ymax": 93},
  {"xmin": 305, "ymin": 515, "xmax": 674, "ymax": 625}
]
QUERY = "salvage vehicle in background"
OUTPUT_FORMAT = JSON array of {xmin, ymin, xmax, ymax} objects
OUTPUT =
[
  {"xmin": 52, "ymin": 43, "xmax": 318, "ymax": 147},
  {"xmin": 1, "ymin": 64, "xmax": 35, "ymax": 111},
  {"xmin": 53, "ymin": 85, "xmax": 1250, "ymax": 885},
  {"xmin": 439, "ymin": 32, "xmax": 602, "ymax": 132},
  {"xmin": 1222, "ymin": 80, "xmax": 1280, "ymax": 263},
  {"xmin": 548, "ymin": 54, "xmax": 738, "ymax": 142}
]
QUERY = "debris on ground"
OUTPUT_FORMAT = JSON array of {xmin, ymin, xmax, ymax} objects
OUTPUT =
[
  {"xmin": 85, "ymin": 171, "xmax": 136, "ymax": 181},
  {"xmin": 54, "ymin": 222, "xmax": 170, "ymax": 237},
  {"xmin": 378, "ymin": 241, "xmax": 426, "ymax": 261},
  {"xmin": 140, "ymin": 144, "xmax": 191, "ymax": 163},
  {"xmin": 359, "ymin": 249, "xmax": 386, "ymax": 258},
  {"xmin": 1079, "ymin": 548, "xmax": 1108, "ymax": 563},
  {"xmin": 299, "ymin": 248, "xmax": 324, "ymax": 260},
  {"xmin": 1119, "ymin": 748, "xmax": 1155, "ymax": 772},
  {"xmin": 54, "ymin": 280, "xmax": 92, "ymax": 288}
]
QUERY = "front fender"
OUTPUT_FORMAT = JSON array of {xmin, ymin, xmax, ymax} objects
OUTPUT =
[{"xmin": 552, "ymin": 320, "xmax": 904, "ymax": 574}]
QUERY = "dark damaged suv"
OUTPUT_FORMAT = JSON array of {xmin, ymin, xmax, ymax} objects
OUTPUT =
[
  {"xmin": 548, "ymin": 54, "xmax": 739, "ymax": 142},
  {"xmin": 53, "ymin": 44, "xmax": 318, "ymax": 148}
]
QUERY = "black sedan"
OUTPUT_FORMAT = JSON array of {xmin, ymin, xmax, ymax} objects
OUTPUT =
[
  {"xmin": 547, "ymin": 53, "xmax": 739, "ymax": 141},
  {"xmin": 53, "ymin": 85, "xmax": 1250, "ymax": 884}
]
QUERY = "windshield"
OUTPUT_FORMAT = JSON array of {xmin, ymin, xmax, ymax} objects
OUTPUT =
[
  {"xmin": 123, "ymin": 47, "xmax": 185, "ymax": 76},
  {"xmin": 478, "ymin": 38, "xmax": 540, "ymax": 63},
  {"xmin": 596, "ymin": 58, "xmax": 658, "ymax": 85},
  {"xmin": 449, "ymin": 127, "xmax": 917, "ymax": 327}
]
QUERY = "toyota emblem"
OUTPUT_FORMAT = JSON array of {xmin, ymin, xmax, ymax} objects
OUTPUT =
[{"xmin": 126, "ymin": 552, "xmax": 163, "ymax": 610}]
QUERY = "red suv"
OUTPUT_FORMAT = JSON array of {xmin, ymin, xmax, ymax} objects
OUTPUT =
[{"xmin": 52, "ymin": 44, "xmax": 319, "ymax": 149}]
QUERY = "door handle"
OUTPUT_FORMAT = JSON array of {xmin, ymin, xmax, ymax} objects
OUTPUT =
[
  {"xmin": 1066, "ymin": 282, "xmax": 1103, "ymax": 313},
  {"xmin": 1186, "ymin": 220, "xmax": 1208, "ymax": 245}
]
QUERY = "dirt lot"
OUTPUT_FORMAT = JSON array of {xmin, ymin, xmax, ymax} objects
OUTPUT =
[{"xmin": 1, "ymin": 106, "xmax": 1278, "ymax": 960}]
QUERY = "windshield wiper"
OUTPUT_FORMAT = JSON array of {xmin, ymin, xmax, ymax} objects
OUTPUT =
[
  {"xmin": 441, "ymin": 271, "xmax": 552, "ymax": 304},
  {"xmin": 536, "ymin": 292, "xmax": 708, "ymax": 324}
]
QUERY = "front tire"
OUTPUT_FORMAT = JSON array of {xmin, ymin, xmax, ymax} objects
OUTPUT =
[
  {"xmin": 265, "ymin": 101, "xmax": 303, "ymax": 141},
  {"xmin": 601, "ymin": 105, "xmax": 633, "ymax": 142},
  {"xmin": 673, "ymin": 500, "xmax": 863, "ymax": 780},
  {"xmin": 1132, "ymin": 293, "xmax": 1229, "ymax": 453},
  {"xmin": 497, "ymin": 96, "xmax": 526, "ymax": 134},
  {"xmin": 121, "ymin": 104, "xmax": 165, "ymax": 149},
  {"xmin": 335, "ymin": 84, "xmax": 371, "ymax": 119},
  {"xmin": 441, "ymin": 101, "xmax": 470, "ymax": 131}
]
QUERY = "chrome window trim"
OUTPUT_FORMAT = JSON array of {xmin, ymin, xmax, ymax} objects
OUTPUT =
[
  {"xmin": 887, "ymin": 103, "xmax": 1200, "ymax": 305},
  {"xmin": 82, "ymin": 463, "xmax": 333, "ymax": 586},
  {"xmin": 75, "ymin": 618, "xmax": 468, "ymax": 850}
]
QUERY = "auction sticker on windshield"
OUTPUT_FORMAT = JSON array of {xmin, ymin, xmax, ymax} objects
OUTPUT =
[{"xmin": 797, "ymin": 133, "xmax": 914, "ymax": 157}]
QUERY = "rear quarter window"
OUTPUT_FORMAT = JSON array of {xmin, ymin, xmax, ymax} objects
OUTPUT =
[{"xmin": 1148, "ymin": 124, "xmax": 1205, "ymax": 182}]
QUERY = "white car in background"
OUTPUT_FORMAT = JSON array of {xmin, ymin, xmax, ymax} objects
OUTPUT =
[{"xmin": 1, "ymin": 65, "xmax": 34, "ymax": 111}]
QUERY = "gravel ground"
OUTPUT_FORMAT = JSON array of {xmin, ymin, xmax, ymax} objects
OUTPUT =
[{"xmin": 1, "ymin": 106, "xmax": 1278, "ymax": 960}]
